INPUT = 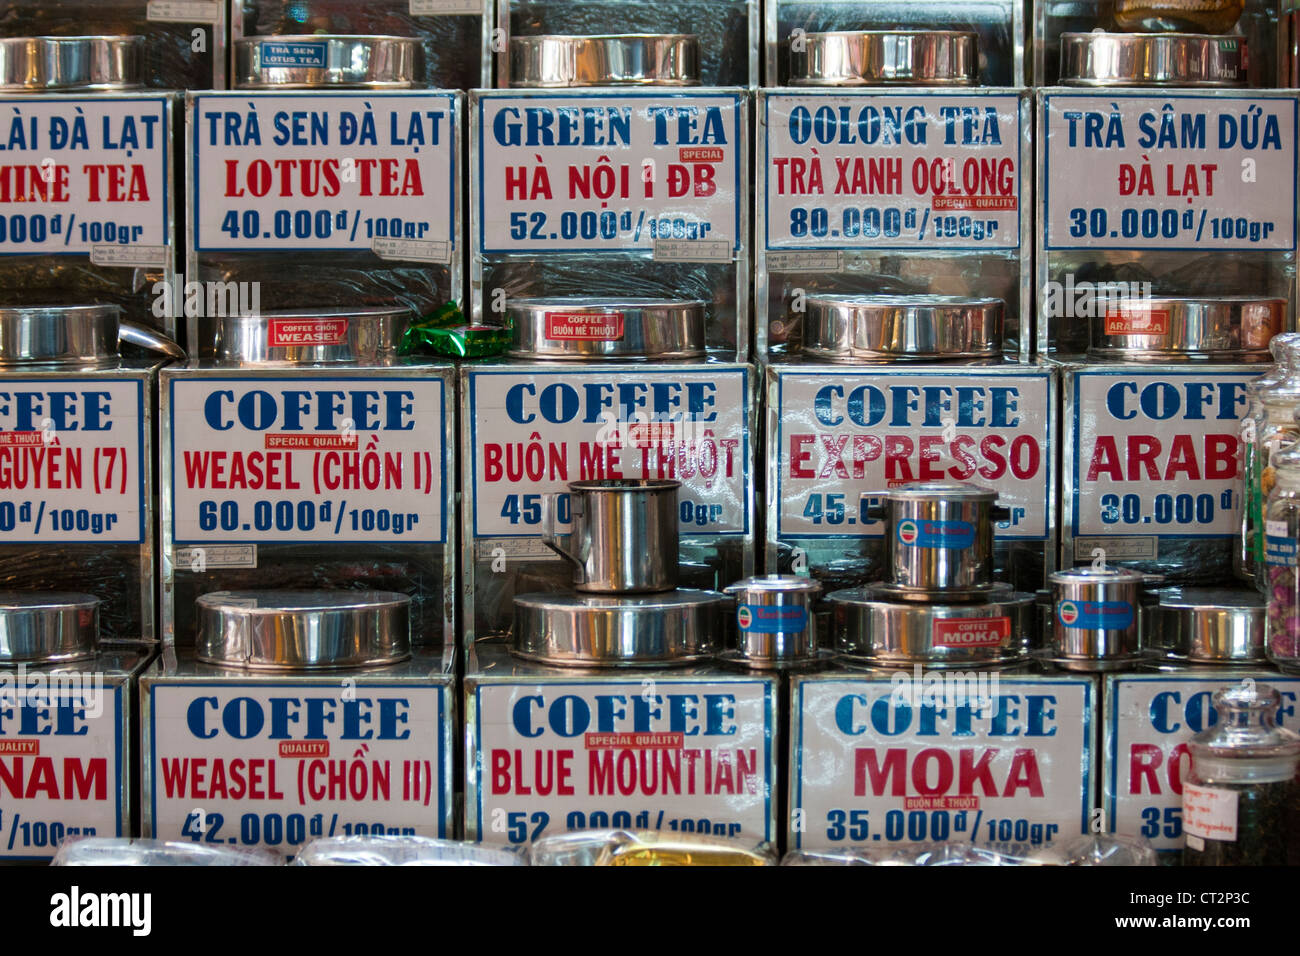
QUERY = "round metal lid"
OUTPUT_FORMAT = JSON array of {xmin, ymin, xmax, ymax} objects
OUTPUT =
[
  {"xmin": 723, "ymin": 575, "xmax": 824, "ymax": 598},
  {"xmin": 0, "ymin": 36, "xmax": 144, "ymax": 92},
  {"xmin": 802, "ymin": 295, "xmax": 1004, "ymax": 362},
  {"xmin": 1088, "ymin": 296, "xmax": 1284, "ymax": 361},
  {"xmin": 511, "ymin": 589, "xmax": 725, "ymax": 667},
  {"xmin": 1156, "ymin": 587, "xmax": 1266, "ymax": 662},
  {"xmin": 506, "ymin": 298, "xmax": 705, "ymax": 362},
  {"xmin": 0, "ymin": 304, "xmax": 184, "ymax": 367},
  {"xmin": 1049, "ymin": 567, "xmax": 1147, "ymax": 585},
  {"xmin": 195, "ymin": 590, "xmax": 411, "ymax": 671},
  {"xmin": 790, "ymin": 31, "xmax": 979, "ymax": 87},
  {"xmin": 878, "ymin": 481, "xmax": 998, "ymax": 502},
  {"xmin": 0, "ymin": 591, "xmax": 99, "ymax": 665},
  {"xmin": 294, "ymin": 836, "xmax": 525, "ymax": 866},
  {"xmin": 234, "ymin": 35, "xmax": 424, "ymax": 89},
  {"xmin": 215, "ymin": 307, "xmax": 412, "ymax": 366},
  {"xmin": 1059, "ymin": 31, "xmax": 1246, "ymax": 87},
  {"xmin": 510, "ymin": 34, "xmax": 700, "ymax": 88}
]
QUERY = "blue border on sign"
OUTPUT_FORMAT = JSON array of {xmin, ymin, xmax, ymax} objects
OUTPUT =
[
  {"xmin": 762, "ymin": 91, "xmax": 1022, "ymax": 253},
  {"xmin": 0, "ymin": 96, "xmax": 171, "ymax": 258},
  {"xmin": 467, "ymin": 366, "xmax": 750, "ymax": 538},
  {"xmin": 191, "ymin": 91, "xmax": 458, "ymax": 253},
  {"xmin": 1070, "ymin": 368, "xmax": 1254, "ymax": 540},
  {"xmin": 774, "ymin": 367, "xmax": 1052, "ymax": 541},
  {"xmin": 169, "ymin": 374, "xmax": 447, "ymax": 545},
  {"xmin": 475, "ymin": 90, "xmax": 744, "ymax": 255},
  {"xmin": 1042, "ymin": 91, "xmax": 1299, "ymax": 252}
]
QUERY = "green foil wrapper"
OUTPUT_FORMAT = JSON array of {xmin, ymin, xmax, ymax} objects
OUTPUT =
[{"xmin": 399, "ymin": 303, "xmax": 511, "ymax": 358}]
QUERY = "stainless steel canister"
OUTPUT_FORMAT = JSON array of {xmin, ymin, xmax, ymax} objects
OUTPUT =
[
  {"xmin": 234, "ymin": 35, "xmax": 423, "ymax": 89},
  {"xmin": 195, "ymin": 590, "xmax": 411, "ymax": 670},
  {"xmin": 1048, "ymin": 567, "xmax": 1145, "ymax": 669},
  {"xmin": 511, "ymin": 589, "xmax": 724, "ymax": 666},
  {"xmin": 541, "ymin": 479, "xmax": 680, "ymax": 593},
  {"xmin": 1087, "ymin": 297, "xmax": 1284, "ymax": 362},
  {"xmin": 829, "ymin": 584, "xmax": 1035, "ymax": 666},
  {"xmin": 505, "ymin": 298, "xmax": 705, "ymax": 361},
  {"xmin": 1059, "ymin": 32, "xmax": 1246, "ymax": 87},
  {"xmin": 0, "ymin": 592, "xmax": 99, "ymax": 665},
  {"xmin": 509, "ymin": 34, "xmax": 700, "ymax": 88},
  {"xmin": 1155, "ymin": 588, "xmax": 1266, "ymax": 663},
  {"xmin": 0, "ymin": 36, "xmax": 143, "ymax": 92},
  {"xmin": 722, "ymin": 575, "xmax": 823, "ymax": 667},
  {"xmin": 293, "ymin": 836, "xmax": 525, "ymax": 866},
  {"xmin": 0, "ymin": 305, "xmax": 185, "ymax": 366},
  {"xmin": 789, "ymin": 31, "xmax": 979, "ymax": 86},
  {"xmin": 802, "ymin": 295, "xmax": 1004, "ymax": 363},
  {"xmin": 214, "ymin": 308, "xmax": 412, "ymax": 365},
  {"xmin": 52, "ymin": 838, "xmax": 280, "ymax": 866},
  {"xmin": 867, "ymin": 483, "xmax": 1008, "ymax": 597}
]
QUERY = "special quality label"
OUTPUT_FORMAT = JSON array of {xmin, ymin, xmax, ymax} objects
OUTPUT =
[
  {"xmin": 0, "ymin": 679, "xmax": 123, "ymax": 860},
  {"xmin": 476, "ymin": 91, "xmax": 742, "ymax": 255},
  {"xmin": 897, "ymin": 518, "xmax": 975, "ymax": 549},
  {"xmin": 1103, "ymin": 675, "xmax": 1300, "ymax": 852},
  {"xmin": 1057, "ymin": 600, "xmax": 1135, "ymax": 630},
  {"xmin": 762, "ymin": 91, "xmax": 1022, "ymax": 251},
  {"xmin": 147, "ymin": 682, "xmax": 449, "ymax": 854},
  {"xmin": 0, "ymin": 380, "xmax": 146, "ymax": 544},
  {"xmin": 1042, "ymin": 92, "xmax": 1297, "ymax": 251},
  {"xmin": 1069, "ymin": 369, "xmax": 1252, "ymax": 540},
  {"xmin": 168, "ymin": 375, "xmax": 447, "ymax": 544},
  {"xmin": 738, "ymin": 604, "xmax": 808, "ymax": 634},
  {"xmin": 470, "ymin": 680, "xmax": 775, "ymax": 845},
  {"xmin": 791, "ymin": 677, "xmax": 1094, "ymax": 850},
  {"xmin": 191, "ymin": 92, "xmax": 457, "ymax": 255},
  {"xmin": 0, "ymin": 97, "xmax": 170, "ymax": 257},
  {"xmin": 773, "ymin": 369, "xmax": 1050, "ymax": 539},
  {"xmin": 467, "ymin": 367, "xmax": 749, "ymax": 538}
]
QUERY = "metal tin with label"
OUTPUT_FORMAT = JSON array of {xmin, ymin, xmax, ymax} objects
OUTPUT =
[
  {"xmin": 234, "ymin": 35, "xmax": 424, "ymax": 89},
  {"xmin": 872, "ymin": 483, "xmax": 1006, "ymax": 596},
  {"xmin": 723, "ymin": 574, "xmax": 823, "ymax": 668},
  {"xmin": 1087, "ymin": 297, "xmax": 1284, "ymax": 362},
  {"xmin": 506, "ymin": 298, "xmax": 706, "ymax": 362},
  {"xmin": 52, "ymin": 837, "xmax": 280, "ymax": 866},
  {"xmin": 789, "ymin": 31, "xmax": 979, "ymax": 87},
  {"xmin": 1059, "ymin": 32, "xmax": 1246, "ymax": 87},
  {"xmin": 1048, "ymin": 567, "xmax": 1145, "ymax": 670},
  {"xmin": 1155, "ymin": 587, "xmax": 1267, "ymax": 662},
  {"xmin": 215, "ymin": 308, "xmax": 412, "ymax": 366},
  {"xmin": 294, "ymin": 835, "xmax": 524, "ymax": 866},
  {"xmin": 0, "ymin": 592, "xmax": 99, "ymax": 665},
  {"xmin": 0, "ymin": 35, "xmax": 143, "ymax": 92},
  {"xmin": 0, "ymin": 305, "xmax": 184, "ymax": 368},
  {"xmin": 802, "ymin": 296, "xmax": 1004, "ymax": 363},
  {"xmin": 509, "ymin": 33, "xmax": 700, "ymax": 88}
]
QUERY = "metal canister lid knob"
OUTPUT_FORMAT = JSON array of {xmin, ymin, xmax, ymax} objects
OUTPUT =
[
  {"xmin": 0, "ymin": 36, "xmax": 144, "ymax": 92},
  {"xmin": 0, "ymin": 592, "xmax": 99, "ymax": 665},
  {"xmin": 790, "ymin": 31, "xmax": 979, "ymax": 87},
  {"xmin": 802, "ymin": 295, "xmax": 1003, "ymax": 363},
  {"xmin": 505, "ymin": 298, "xmax": 706, "ymax": 361},
  {"xmin": 195, "ymin": 590, "xmax": 411, "ymax": 670},
  {"xmin": 234, "ymin": 35, "xmax": 424, "ymax": 89},
  {"xmin": 510, "ymin": 34, "xmax": 700, "ymax": 88},
  {"xmin": 214, "ymin": 308, "xmax": 413, "ymax": 366},
  {"xmin": 1156, "ymin": 588, "xmax": 1266, "ymax": 662},
  {"xmin": 1059, "ymin": 31, "xmax": 1246, "ymax": 87}
]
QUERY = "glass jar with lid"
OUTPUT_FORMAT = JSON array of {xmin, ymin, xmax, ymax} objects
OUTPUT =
[
  {"xmin": 1182, "ymin": 682, "xmax": 1300, "ymax": 865},
  {"xmin": 1267, "ymin": 442, "xmax": 1300, "ymax": 667},
  {"xmin": 1252, "ymin": 363, "xmax": 1300, "ymax": 593},
  {"xmin": 1239, "ymin": 334, "xmax": 1300, "ymax": 581}
]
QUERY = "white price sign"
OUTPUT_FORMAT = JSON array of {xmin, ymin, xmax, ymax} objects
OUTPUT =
[
  {"xmin": 168, "ymin": 375, "xmax": 447, "ymax": 545},
  {"xmin": 191, "ymin": 92, "xmax": 457, "ymax": 253},
  {"xmin": 476, "ymin": 91, "xmax": 742, "ymax": 254},
  {"xmin": 0, "ymin": 97, "xmax": 169, "ymax": 256},
  {"xmin": 468, "ymin": 367, "xmax": 750, "ymax": 538},
  {"xmin": 764, "ymin": 92, "xmax": 1022, "ymax": 250},
  {"xmin": 1042, "ymin": 92, "xmax": 1297, "ymax": 251}
]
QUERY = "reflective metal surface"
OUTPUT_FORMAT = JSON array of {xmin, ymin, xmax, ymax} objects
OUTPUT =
[
  {"xmin": 790, "ymin": 31, "xmax": 979, "ymax": 87},
  {"xmin": 234, "ymin": 35, "xmax": 423, "ymax": 89},
  {"xmin": 529, "ymin": 829, "xmax": 775, "ymax": 865},
  {"xmin": 0, "ymin": 591, "xmax": 98, "ymax": 665},
  {"xmin": 1156, "ymin": 588, "xmax": 1266, "ymax": 662},
  {"xmin": 294, "ymin": 836, "xmax": 524, "ymax": 866},
  {"xmin": 1088, "ymin": 297, "xmax": 1284, "ymax": 361},
  {"xmin": 0, "ymin": 36, "xmax": 143, "ymax": 92},
  {"xmin": 1049, "ymin": 567, "xmax": 1145, "ymax": 666},
  {"xmin": 542, "ymin": 479, "xmax": 680, "ymax": 593},
  {"xmin": 511, "ymin": 589, "xmax": 724, "ymax": 666},
  {"xmin": 506, "ymin": 297, "xmax": 705, "ymax": 361},
  {"xmin": 0, "ymin": 305, "xmax": 184, "ymax": 367},
  {"xmin": 803, "ymin": 295, "xmax": 1004, "ymax": 363},
  {"xmin": 195, "ymin": 590, "xmax": 411, "ymax": 670},
  {"xmin": 1059, "ymin": 32, "xmax": 1247, "ymax": 87},
  {"xmin": 1113, "ymin": 0, "xmax": 1245, "ymax": 34},
  {"xmin": 510, "ymin": 34, "xmax": 700, "ymax": 88},
  {"xmin": 52, "ymin": 837, "xmax": 280, "ymax": 866},
  {"xmin": 871, "ymin": 483, "xmax": 1005, "ymax": 595},
  {"xmin": 829, "ymin": 584, "xmax": 1035, "ymax": 666},
  {"xmin": 722, "ymin": 574, "xmax": 822, "ymax": 667},
  {"xmin": 214, "ymin": 308, "xmax": 412, "ymax": 366}
]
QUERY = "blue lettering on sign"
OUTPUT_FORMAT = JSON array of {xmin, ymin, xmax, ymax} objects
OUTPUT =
[
  {"xmin": 503, "ymin": 381, "xmax": 718, "ymax": 425},
  {"xmin": 1267, "ymin": 535, "xmax": 1298, "ymax": 567},
  {"xmin": 260, "ymin": 41, "xmax": 327, "ymax": 68},
  {"xmin": 184, "ymin": 696, "xmax": 411, "ymax": 740},
  {"xmin": 811, "ymin": 384, "xmax": 1021, "ymax": 429},
  {"xmin": 508, "ymin": 692, "xmax": 738, "ymax": 737},
  {"xmin": 1056, "ymin": 599, "xmax": 1134, "ymax": 630},
  {"xmin": 738, "ymin": 604, "xmax": 807, "ymax": 634},
  {"xmin": 1104, "ymin": 380, "xmax": 1246, "ymax": 422},
  {"xmin": 833, "ymin": 693, "xmax": 1059, "ymax": 737},
  {"xmin": 0, "ymin": 698, "xmax": 92, "ymax": 735},
  {"xmin": 1149, "ymin": 689, "xmax": 1298, "ymax": 734},
  {"xmin": 898, "ymin": 518, "xmax": 975, "ymax": 549},
  {"xmin": 201, "ymin": 389, "xmax": 416, "ymax": 432},
  {"xmin": 0, "ymin": 390, "xmax": 112, "ymax": 432}
]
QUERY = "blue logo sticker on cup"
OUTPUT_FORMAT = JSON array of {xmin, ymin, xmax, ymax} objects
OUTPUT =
[
  {"xmin": 897, "ymin": 519, "xmax": 975, "ymax": 549},
  {"xmin": 1267, "ymin": 535, "xmax": 1299, "ymax": 568},
  {"xmin": 260, "ymin": 41, "xmax": 328, "ymax": 68},
  {"xmin": 1057, "ymin": 599, "xmax": 1134, "ymax": 629},
  {"xmin": 737, "ymin": 604, "xmax": 807, "ymax": 634}
]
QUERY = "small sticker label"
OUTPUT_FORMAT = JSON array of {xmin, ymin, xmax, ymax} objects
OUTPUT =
[
  {"xmin": 371, "ymin": 237, "xmax": 452, "ymax": 264},
  {"xmin": 1267, "ymin": 520, "xmax": 1289, "ymax": 537},
  {"xmin": 931, "ymin": 617, "xmax": 1010, "ymax": 648},
  {"xmin": 737, "ymin": 604, "xmax": 808, "ymax": 634},
  {"xmin": 653, "ymin": 238, "xmax": 733, "ymax": 262},
  {"xmin": 1267, "ymin": 535, "xmax": 1298, "ymax": 567},
  {"xmin": 1104, "ymin": 309, "xmax": 1169, "ymax": 336},
  {"xmin": 1074, "ymin": 536, "xmax": 1159, "ymax": 560},
  {"xmin": 90, "ymin": 244, "xmax": 169, "ymax": 268},
  {"xmin": 260, "ymin": 41, "xmax": 327, "ymax": 68},
  {"xmin": 1183, "ymin": 783, "xmax": 1239, "ymax": 842},
  {"xmin": 1057, "ymin": 599, "xmax": 1134, "ymax": 630},
  {"xmin": 545, "ymin": 312, "xmax": 624, "ymax": 341},
  {"xmin": 267, "ymin": 318, "xmax": 348, "ymax": 347},
  {"xmin": 174, "ymin": 545, "xmax": 258, "ymax": 570},
  {"xmin": 410, "ymin": 0, "xmax": 482, "ymax": 13},
  {"xmin": 766, "ymin": 250, "xmax": 844, "ymax": 272},
  {"xmin": 897, "ymin": 519, "xmax": 975, "ymax": 550},
  {"xmin": 146, "ymin": 0, "xmax": 222, "ymax": 22}
]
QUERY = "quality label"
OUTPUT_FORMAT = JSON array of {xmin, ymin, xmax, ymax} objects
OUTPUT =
[
  {"xmin": 471, "ymin": 680, "xmax": 774, "ymax": 845},
  {"xmin": 467, "ymin": 367, "xmax": 749, "ymax": 537},
  {"xmin": 1105, "ymin": 308, "xmax": 1169, "ymax": 336},
  {"xmin": 0, "ymin": 380, "xmax": 145, "ymax": 544},
  {"xmin": 148, "ymin": 682, "xmax": 448, "ymax": 854},
  {"xmin": 545, "ymin": 311, "xmax": 624, "ymax": 341},
  {"xmin": 1070, "ymin": 369, "xmax": 1252, "ymax": 539},
  {"xmin": 168, "ymin": 375, "xmax": 447, "ymax": 544},
  {"xmin": 792, "ymin": 677, "xmax": 1093, "ymax": 850},
  {"xmin": 1043, "ymin": 93, "xmax": 1297, "ymax": 251},
  {"xmin": 1104, "ymin": 675, "xmax": 1300, "ymax": 852},
  {"xmin": 0, "ymin": 97, "xmax": 170, "ymax": 257},
  {"xmin": 476, "ymin": 91, "xmax": 742, "ymax": 254},
  {"xmin": 774, "ymin": 369, "xmax": 1050, "ymax": 539},
  {"xmin": 191, "ymin": 92, "xmax": 457, "ymax": 254},
  {"xmin": 0, "ymin": 679, "xmax": 122, "ymax": 860},
  {"xmin": 932, "ymin": 617, "xmax": 1009, "ymax": 648},
  {"xmin": 763, "ymin": 91, "xmax": 1022, "ymax": 251}
]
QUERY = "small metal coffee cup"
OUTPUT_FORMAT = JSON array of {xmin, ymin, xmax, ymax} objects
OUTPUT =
[
  {"xmin": 1049, "ymin": 567, "xmax": 1144, "ymax": 669},
  {"xmin": 722, "ymin": 575, "xmax": 823, "ymax": 667}
]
